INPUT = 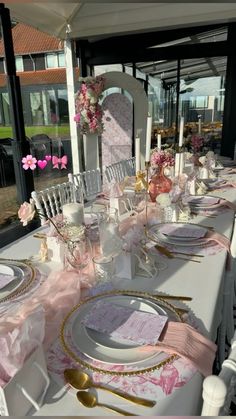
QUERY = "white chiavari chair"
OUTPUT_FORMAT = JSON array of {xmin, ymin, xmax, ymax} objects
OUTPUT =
[
  {"xmin": 201, "ymin": 330, "xmax": 236, "ymax": 416},
  {"xmin": 104, "ymin": 158, "xmax": 135, "ymax": 183},
  {"xmin": 68, "ymin": 168, "xmax": 102, "ymax": 201},
  {"xmin": 31, "ymin": 181, "xmax": 82, "ymax": 225}
]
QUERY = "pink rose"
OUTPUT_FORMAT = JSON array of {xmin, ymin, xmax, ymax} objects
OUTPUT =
[{"xmin": 18, "ymin": 199, "xmax": 36, "ymax": 226}]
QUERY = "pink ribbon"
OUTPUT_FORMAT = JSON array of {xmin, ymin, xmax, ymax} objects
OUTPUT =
[{"xmin": 52, "ymin": 155, "xmax": 68, "ymax": 169}]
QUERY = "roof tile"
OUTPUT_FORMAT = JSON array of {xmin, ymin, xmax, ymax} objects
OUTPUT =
[{"xmin": 0, "ymin": 22, "xmax": 63, "ymax": 57}]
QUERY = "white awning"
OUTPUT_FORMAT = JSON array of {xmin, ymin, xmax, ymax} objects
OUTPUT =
[{"xmin": 7, "ymin": 3, "xmax": 236, "ymax": 40}]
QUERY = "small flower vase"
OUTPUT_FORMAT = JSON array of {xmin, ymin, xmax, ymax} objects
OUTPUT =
[
  {"xmin": 193, "ymin": 153, "xmax": 202, "ymax": 168},
  {"xmin": 149, "ymin": 166, "xmax": 172, "ymax": 202}
]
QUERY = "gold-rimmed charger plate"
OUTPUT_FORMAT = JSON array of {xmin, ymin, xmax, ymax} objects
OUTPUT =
[
  {"xmin": 60, "ymin": 290, "xmax": 183, "ymax": 376},
  {"xmin": 0, "ymin": 260, "xmax": 36, "ymax": 303}
]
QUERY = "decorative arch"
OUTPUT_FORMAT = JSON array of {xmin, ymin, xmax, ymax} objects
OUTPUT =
[
  {"xmin": 101, "ymin": 71, "xmax": 149, "ymax": 169},
  {"xmin": 83, "ymin": 71, "xmax": 148, "ymax": 171}
]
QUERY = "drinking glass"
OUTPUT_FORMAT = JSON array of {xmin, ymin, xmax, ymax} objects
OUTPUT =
[
  {"xmin": 98, "ymin": 207, "xmax": 122, "ymax": 257},
  {"xmin": 65, "ymin": 235, "xmax": 92, "ymax": 279},
  {"xmin": 93, "ymin": 255, "xmax": 114, "ymax": 284},
  {"xmin": 131, "ymin": 191, "xmax": 146, "ymax": 215}
]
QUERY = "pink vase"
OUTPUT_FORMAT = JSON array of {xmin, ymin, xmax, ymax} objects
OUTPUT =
[{"xmin": 149, "ymin": 166, "xmax": 172, "ymax": 202}]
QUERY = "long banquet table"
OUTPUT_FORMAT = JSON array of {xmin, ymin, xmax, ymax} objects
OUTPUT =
[{"xmin": 1, "ymin": 180, "xmax": 236, "ymax": 416}]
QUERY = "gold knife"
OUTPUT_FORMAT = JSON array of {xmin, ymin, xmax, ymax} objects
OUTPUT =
[
  {"xmin": 154, "ymin": 245, "xmax": 201, "ymax": 263},
  {"xmin": 152, "ymin": 294, "xmax": 192, "ymax": 301}
]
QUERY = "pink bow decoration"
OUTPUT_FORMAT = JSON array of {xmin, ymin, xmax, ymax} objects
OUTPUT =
[{"xmin": 52, "ymin": 155, "xmax": 68, "ymax": 169}]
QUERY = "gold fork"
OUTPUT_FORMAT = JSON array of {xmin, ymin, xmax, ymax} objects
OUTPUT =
[{"xmin": 154, "ymin": 244, "xmax": 201, "ymax": 263}]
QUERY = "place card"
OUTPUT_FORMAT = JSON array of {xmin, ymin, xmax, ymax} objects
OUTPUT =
[{"xmin": 82, "ymin": 301, "xmax": 168, "ymax": 345}]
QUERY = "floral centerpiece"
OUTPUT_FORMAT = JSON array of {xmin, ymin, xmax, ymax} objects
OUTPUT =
[
  {"xmin": 150, "ymin": 149, "xmax": 175, "ymax": 168},
  {"xmin": 149, "ymin": 149, "xmax": 175, "ymax": 202},
  {"xmin": 18, "ymin": 200, "xmax": 84, "ymax": 263},
  {"xmin": 74, "ymin": 76, "xmax": 105, "ymax": 134}
]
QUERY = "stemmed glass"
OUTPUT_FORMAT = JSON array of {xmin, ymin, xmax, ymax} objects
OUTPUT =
[{"xmin": 65, "ymin": 235, "xmax": 92, "ymax": 280}]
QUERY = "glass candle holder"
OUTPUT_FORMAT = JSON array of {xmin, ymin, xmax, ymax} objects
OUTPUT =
[{"xmin": 93, "ymin": 255, "xmax": 114, "ymax": 284}]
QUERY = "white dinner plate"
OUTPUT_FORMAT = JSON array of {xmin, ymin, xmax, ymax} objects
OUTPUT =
[
  {"xmin": 148, "ymin": 223, "xmax": 207, "ymax": 247},
  {"xmin": 0, "ymin": 264, "xmax": 25, "ymax": 299},
  {"xmin": 69, "ymin": 294, "xmax": 178, "ymax": 365}
]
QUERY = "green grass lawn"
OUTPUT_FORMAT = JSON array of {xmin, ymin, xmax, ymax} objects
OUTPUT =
[{"xmin": 0, "ymin": 125, "xmax": 70, "ymax": 139}]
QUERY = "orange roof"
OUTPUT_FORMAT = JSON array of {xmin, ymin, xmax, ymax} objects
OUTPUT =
[
  {"xmin": 0, "ymin": 22, "xmax": 62, "ymax": 57},
  {"xmin": 0, "ymin": 68, "xmax": 79, "ymax": 88}
]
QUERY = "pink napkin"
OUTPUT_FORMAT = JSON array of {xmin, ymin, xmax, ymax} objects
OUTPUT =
[
  {"xmin": 158, "ymin": 224, "xmax": 206, "ymax": 239},
  {"xmin": 184, "ymin": 196, "xmax": 220, "ymax": 206},
  {"xmin": 0, "ymin": 274, "xmax": 17, "ymax": 290},
  {"xmin": 140, "ymin": 321, "xmax": 217, "ymax": 377},
  {"xmin": 82, "ymin": 301, "xmax": 168, "ymax": 345},
  {"xmin": 204, "ymin": 230, "xmax": 231, "ymax": 253}
]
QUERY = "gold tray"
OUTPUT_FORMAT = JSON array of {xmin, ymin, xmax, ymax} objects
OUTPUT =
[{"xmin": 60, "ymin": 289, "xmax": 183, "ymax": 376}]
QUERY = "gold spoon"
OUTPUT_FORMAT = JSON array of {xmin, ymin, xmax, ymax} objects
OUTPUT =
[
  {"xmin": 64, "ymin": 369, "xmax": 155, "ymax": 407},
  {"xmin": 76, "ymin": 390, "xmax": 137, "ymax": 416}
]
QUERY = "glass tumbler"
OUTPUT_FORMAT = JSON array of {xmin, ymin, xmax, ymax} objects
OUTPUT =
[{"xmin": 93, "ymin": 255, "xmax": 114, "ymax": 284}]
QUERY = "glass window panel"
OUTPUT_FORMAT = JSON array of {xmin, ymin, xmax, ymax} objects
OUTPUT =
[
  {"xmin": 45, "ymin": 53, "xmax": 57, "ymax": 68},
  {"xmin": 58, "ymin": 52, "xmax": 65, "ymax": 67},
  {"xmin": 15, "ymin": 56, "xmax": 24, "ymax": 72}
]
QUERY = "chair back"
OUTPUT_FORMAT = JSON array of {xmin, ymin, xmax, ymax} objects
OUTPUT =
[
  {"xmin": 201, "ymin": 330, "xmax": 236, "ymax": 416},
  {"xmin": 31, "ymin": 181, "xmax": 82, "ymax": 225},
  {"xmin": 104, "ymin": 158, "xmax": 135, "ymax": 183},
  {"xmin": 68, "ymin": 168, "xmax": 102, "ymax": 201}
]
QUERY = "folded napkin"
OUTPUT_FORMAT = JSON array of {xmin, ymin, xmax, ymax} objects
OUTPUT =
[
  {"xmin": 204, "ymin": 230, "xmax": 231, "ymax": 253},
  {"xmin": 82, "ymin": 301, "xmax": 168, "ymax": 345},
  {"xmin": 140, "ymin": 321, "xmax": 217, "ymax": 377},
  {"xmin": 158, "ymin": 224, "xmax": 206, "ymax": 239},
  {"xmin": 184, "ymin": 196, "xmax": 220, "ymax": 206},
  {"xmin": 0, "ymin": 274, "xmax": 17, "ymax": 290}
]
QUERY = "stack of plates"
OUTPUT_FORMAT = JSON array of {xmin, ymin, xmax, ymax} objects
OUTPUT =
[
  {"xmin": 0, "ymin": 260, "xmax": 36, "ymax": 303},
  {"xmin": 147, "ymin": 222, "xmax": 207, "ymax": 247},
  {"xmin": 183, "ymin": 195, "xmax": 222, "ymax": 212},
  {"xmin": 61, "ymin": 291, "xmax": 182, "ymax": 375}
]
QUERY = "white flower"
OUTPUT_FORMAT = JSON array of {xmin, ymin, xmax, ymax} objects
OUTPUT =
[{"xmin": 156, "ymin": 193, "xmax": 171, "ymax": 207}]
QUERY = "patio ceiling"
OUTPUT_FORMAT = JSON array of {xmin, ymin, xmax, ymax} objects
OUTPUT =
[{"xmin": 6, "ymin": 3, "xmax": 236, "ymax": 40}]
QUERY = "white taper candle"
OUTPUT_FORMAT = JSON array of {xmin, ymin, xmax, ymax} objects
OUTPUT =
[
  {"xmin": 135, "ymin": 137, "xmax": 141, "ymax": 172},
  {"xmin": 198, "ymin": 115, "xmax": 202, "ymax": 134},
  {"xmin": 179, "ymin": 116, "xmax": 184, "ymax": 148},
  {"xmin": 157, "ymin": 134, "xmax": 161, "ymax": 151},
  {"xmin": 145, "ymin": 116, "xmax": 152, "ymax": 162}
]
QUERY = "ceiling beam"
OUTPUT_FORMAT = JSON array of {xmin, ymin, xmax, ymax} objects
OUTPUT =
[{"xmin": 86, "ymin": 41, "xmax": 228, "ymax": 66}]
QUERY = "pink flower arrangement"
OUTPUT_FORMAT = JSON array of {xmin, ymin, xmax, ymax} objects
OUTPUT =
[
  {"xmin": 150, "ymin": 150, "xmax": 175, "ymax": 167},
  {"xmin": 191, "ymin": 135, "xmax": 205, "ymax": 152},
  {"xmin": 74, "ymin": 76, "xmax": 105, "ymax": 135}
]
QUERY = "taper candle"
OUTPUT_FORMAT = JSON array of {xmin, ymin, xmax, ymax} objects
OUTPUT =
[
  {"xmin": 179, "ymin": 117, "xmax": 184, "ymax": 148},
  {"xmin": 157, "ymin": 133, "xmax": 161, "ymax": 151},
  {"xmin": 135, "ymin": 137, "xmax": 141, "ymax": 172},
  {"xmin": 145, "ymin": 116, "xmax": 152, "ymax": 162},
  {"xmin": 198, "ymin": 115, "xmax": 202, "ymax": 134}
]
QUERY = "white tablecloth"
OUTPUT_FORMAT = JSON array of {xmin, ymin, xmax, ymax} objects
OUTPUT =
[{"xmin": 1, "ymin": 180, "xmax": 236, "ymax": 416}]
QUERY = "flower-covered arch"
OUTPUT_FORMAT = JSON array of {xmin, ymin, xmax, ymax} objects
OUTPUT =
[{"xmin": 82, "ymin": 71, "xmax": 149, "ymax": 170}]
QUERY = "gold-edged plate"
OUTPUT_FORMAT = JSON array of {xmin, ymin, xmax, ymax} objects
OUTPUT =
[
  {"xmin": 147, "ymin": 223, "xmax": 207, "ymax": 247},
  {"xmin": 60, "ymin": 290, "xmax": 182, "ymax": 376},
  {"xmin": 0, "ymin": 260, "xmax": 36, "ymax": 303}
]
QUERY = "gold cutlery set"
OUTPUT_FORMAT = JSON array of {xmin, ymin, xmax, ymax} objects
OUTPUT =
[{"xmin": 64, "ymin": 369, "xmax": 155, "ymax": 415}]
